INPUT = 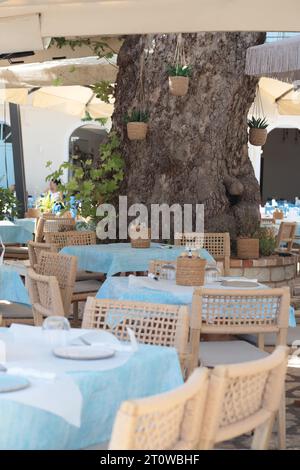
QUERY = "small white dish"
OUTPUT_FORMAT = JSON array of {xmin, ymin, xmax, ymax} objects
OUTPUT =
[
  {"xmin": 53, "ymin": 345, "xmax": 115, "ymax": 360},
  {"xmin": 0, "ymin": 374, "xmax": 30, "ymax": 393}
]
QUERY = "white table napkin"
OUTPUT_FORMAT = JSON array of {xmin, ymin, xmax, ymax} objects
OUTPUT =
[
  {"xmin": 0, "ymin": 324, "xmax": 137, "ymax": 426},
  {"xmin": 128, "ymin": 275, "xmax": 194, "ymax": 295}
]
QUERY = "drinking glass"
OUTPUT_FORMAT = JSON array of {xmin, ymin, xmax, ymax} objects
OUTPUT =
[{"xmin": 42, "ymin": 316, "xmax": 71, "ymax": 348}]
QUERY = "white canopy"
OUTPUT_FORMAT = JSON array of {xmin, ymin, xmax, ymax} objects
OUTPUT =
[
  {"xmin": 0, "ymin": 1, "xmax": 299, "ymax": 53},
  {"xmin": 0, "ymin": 56, "xmax": 117, "ymax": 88},
  {"xmin": 246, "ymin": 35, "xmax": 300, "ymax": 82}
]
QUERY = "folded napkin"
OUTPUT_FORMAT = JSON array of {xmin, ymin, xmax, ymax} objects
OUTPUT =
[
  {"xmin": 73, "ymin": 327, "xmax": 138, "ymax": 353},
  {"xmin": 128, "ymin": 274, "xmax": 193, "ymax": 295},
  {"xmin": 6, "ymin": 367, "xmax": 56, "ymax": 381}
]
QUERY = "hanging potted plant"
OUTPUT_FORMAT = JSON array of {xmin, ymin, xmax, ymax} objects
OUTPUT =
[
  {"xmin": 248, "ymin": 116, "xmax": 269, "ymax": 147},
  {"xmin": 248, "ymin": 85, "xmax": 268, "ymax": 147},
  {"xmin": 125, "ymin": 109, "xmax": 149, "ymax": 141},
  {"xmin": 168, "ymin": 33, "xmax": 191, "ymax": 97},
  {"xmin": 168, "ymin": 64, "xmax": 192, "ymax": 97}
]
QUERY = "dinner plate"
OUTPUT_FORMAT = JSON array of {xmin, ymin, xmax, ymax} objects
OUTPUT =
[
  {"xmin": 53, "ymin": 345, "xmax": 115, "ymax": 360},
  {"xmin": 221, "ymin": 280, "xmax": 259, "ymax": 288},
  {"xmin": 0, "ymin": 374, "xmax": 30, "ymax": 393}
]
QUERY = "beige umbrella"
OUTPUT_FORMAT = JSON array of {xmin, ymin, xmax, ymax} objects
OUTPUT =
[
  {"xmin": 258, "ymin": 77, "xmax": 300, "ymax": 116},
  {"xmin": 30, "ymin": 85, "xmax": 113, "ymax": 118},
  {"xmin": 0, "ymin": 87, "xmax": 28, "ymax": 105}
]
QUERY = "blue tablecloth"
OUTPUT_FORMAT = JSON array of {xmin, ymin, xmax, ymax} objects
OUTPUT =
[
  {"xmin": 0, "ymin": 265, "xmax": 30, "ymax": 305},
  {"xmin": 61, "ymin": 243, "xmax": 214, "ymax": 276},
  {"xmin": 0, "ymin": 221, "xmax": 33, "ymax": 244},
  {"xmin": 97, "ymin": 277, "xmax": 296, "ymax": 327},
  {"xmin": 0, "ymin": 343, "xmax": 183, "ymax": 450},
  {"xmin": 14, "ymin": 218, "xmax": 36, "ymax": 236}
]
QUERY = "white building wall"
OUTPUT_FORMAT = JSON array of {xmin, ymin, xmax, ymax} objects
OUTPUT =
[
  {"xmin": 0, "ymin": 103, "xmax": 110, "ymax": 197},
  {"xmin": 248, "ymin": 115, "xmax": 300, "ymax": 184}
]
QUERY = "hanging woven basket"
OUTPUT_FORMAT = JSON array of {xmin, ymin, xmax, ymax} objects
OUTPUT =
[
  {"xmin": 249, "ymin": 128, "xmax": 267, "ymax": 147},
  {"xmin": 127, "ymin": 122, "xmax": 148, "ymax": 141},
  {"xmin": 237, "ymin": 238, "xmax": 259, "ymax": 259},
  {"xmin": 169, "ymin": 76, "xmax": 189, "ymax": 96}
]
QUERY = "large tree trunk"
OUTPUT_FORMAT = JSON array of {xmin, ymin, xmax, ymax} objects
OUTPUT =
[{"xmin": 112, "ymin": 32, "xmax": 265, "ymax": 239}]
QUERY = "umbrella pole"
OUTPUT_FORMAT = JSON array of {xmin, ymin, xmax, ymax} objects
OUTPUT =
[{"xmin": 9, "ymin": 103, "xmax": 27, "ymax": 218}]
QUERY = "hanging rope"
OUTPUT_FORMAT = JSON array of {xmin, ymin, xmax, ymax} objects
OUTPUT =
[
  {"xmin": 252, "ymin": 85, "xmax": 266, "ymax": 119},
  {"xmin": 173, "ymin": 33, "xmax": 187, "ymax": 68},
  {"xmin": 3, "ymin": 101, "xmax": 8, "ymax": 189},
  {"xmin": 136, "ymin": 51, "xmax": 146, "ymax": 112}
]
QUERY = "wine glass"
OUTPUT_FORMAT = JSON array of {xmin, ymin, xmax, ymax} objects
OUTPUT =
[{"xmin": 42, "ymin": 316, "xmax": 71, "ymax": 348}]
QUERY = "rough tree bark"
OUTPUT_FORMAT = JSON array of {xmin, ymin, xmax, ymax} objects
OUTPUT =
[{"xmin": 112, "ymin": 33, "xmax": 266, "ymax": 239}]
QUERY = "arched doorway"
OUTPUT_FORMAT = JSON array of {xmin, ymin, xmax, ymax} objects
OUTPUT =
[
  {"xmin": 261, "ymin": 128, "xmax": 300, "ymax": 203},
  {"xmin": 69, "ymin": 124, "xmax": 108, "ymax": 164},
  {"xmin": 0, "ymin": 122, "xmax": 14, "ymax": 189}
]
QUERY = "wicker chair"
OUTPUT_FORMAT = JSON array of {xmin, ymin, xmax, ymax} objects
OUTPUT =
[
  {"xmin": 44, "ymin": 230, "xmax": 96, "ymax": 251},
  {"xmin": 36, "ymin": 251, "xmax": 102, "ymax": 322},
  {"xmin": 175, "ymin": 232, "xmax": 230, "ymax": 275},
  {"xmin": 276, "ymin": 222, "xmax": 296, "ymax": 253},
  {"xmin": 43, "ymin": 217, "xmax": 76, "ymax": 234},
  {"xmin": 25, "ymin": 208, "xmax": 40, "ymax": 218},
  {"xmin": 45, "ymin": 230, "xmax": 102, "ymax": 287},
  {"xmin": 27, "ymin": 268, "xmax": 65, "ymax": 326},
  {"xmin": 82, "ymin": 297, "xmax": 190, "ymax": 372},
  {"xmin": 35, "ymin": 251, "xmax": 77, "ymax": 316},
  {"xmin": 192, "ymin": 286, "xmax": 290, "ymax": 449},
  {"xmin": 35, "ymin": 216, "xmax": 75, "ymax": 242},
  {"xmin": 261, "ymin": 217, "xmax": 275, "ymax": 226},
  {"xmin": 109, "ymin": 367, "xmax": 209, "ymax": 450},
  {"xmin": 199, "ymin": 346, "xmax": 289, "ymax": 450},
  {"xmin": 35, "ymin": 215, "xmax": 56, "ymax": 242},
  {"xmin": 28, "ymin": 241, "xmax": 56, "ymax": 268}
]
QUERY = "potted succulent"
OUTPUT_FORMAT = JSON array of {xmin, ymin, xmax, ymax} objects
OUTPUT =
[
  {"xmin": 247, "ymin": 116, "xmax": 268, "ymax": 147},
  {"xmin": 167, "ymin": 65, "xmax": 192, "ymax": 97},
  {"xmin": 124, "ymin": 109, "xmax": 149, "ymax": 141}
]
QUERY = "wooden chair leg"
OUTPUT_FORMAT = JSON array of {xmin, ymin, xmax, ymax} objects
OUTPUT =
[
  {"xmin": 277, "ymin": 391, "xmax": 286, "ymax": 450},
  {"xmin": 258, "ymin": 333, "xmax": 265, "ymax": 351},
  {"xmin": 73, "ymin": 302, "xmax": 79, "ymax": 322},
  {"xmin": 251, "ymin": 415, "xmax": 275, "ymax": 450}
]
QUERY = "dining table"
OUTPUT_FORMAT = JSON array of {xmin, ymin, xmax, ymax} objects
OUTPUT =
[
  {"xmin": 0, "ymin": 220, "xmax": 33, "ymax": 244},
  {"xmin": 0, "ymin": 324, "xmax": 183, "ymax": 450},
  {"xmin": 97, "ymin": 275, "xmax": 296, "ymax": 327},
  {"xmin": 60, "ymin": 242, "xmax": 214, "ymax": 276},
  {"xmin": 0, "ymin": 264, "xmax": 30, "ymax": 306}
]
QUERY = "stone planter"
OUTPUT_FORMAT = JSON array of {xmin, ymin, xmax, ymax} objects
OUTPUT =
[{"xmin": 230, "ymin": 254, "xmax": 299, "ymax": 287}]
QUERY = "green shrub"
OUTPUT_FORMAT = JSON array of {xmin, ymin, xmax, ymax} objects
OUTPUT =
[
  {"xmin": 256, "ymin": 227, "xmax": 277, "ymax": 256},
  {"xmin": 0, "ymin": 187, "xmax": 19, "ymax": 220}
]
